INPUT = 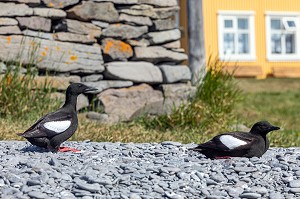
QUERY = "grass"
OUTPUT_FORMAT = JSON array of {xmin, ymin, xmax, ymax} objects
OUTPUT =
[{"xmin": 0, "ymin": 56, "xmax": 298, "ymax": 147}]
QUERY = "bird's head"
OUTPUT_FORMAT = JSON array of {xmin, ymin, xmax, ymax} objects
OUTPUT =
[
  {"xmin": 250, "ymin": 121, "xmax": 280, "ymax": 135},
  {"xmin": 67, "ymin": 83, "xmax": 98, "ymax": 96}
]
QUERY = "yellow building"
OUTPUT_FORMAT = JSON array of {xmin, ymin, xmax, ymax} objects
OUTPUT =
[{"xmin": 179, "ymin": 0, "xmax": 300, "ymax": 78}]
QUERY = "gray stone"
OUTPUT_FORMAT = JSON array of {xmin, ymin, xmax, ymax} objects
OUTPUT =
[
  {"xmin": 76, "ymin": 181, "xmax": 101, "ymax": 192},
  {"xmin": 289, "ymin": 188, "xmax": 300, "ymax": 193},
  {"xmin": 159, "ymin": 65, "xmax": 191, "ymax": 83},
  {"xmin": 66, "ymin": 19, "xmax": 102, "ymax": 38},
  {"xmin": 147, "ymin": 29, "xmax": 181, "ymax": 44},
  {"xmin": 0, "ymin": 36, "xmax": 104, "ymax": 74},
  {"xmin": 92, "ymin": 20, "xmax": 109, "ymax": 28},
  {"xmin": 53, "ymin": 32, "xmax": 96, "ymax": 44},
  {"xmin": 67, "ymin": 1, "xmax": 119, "ymax": 23},
  {"xmin": 138, "ymin": 0, "xmax": 177, "ymax": 7},
  {"xmin": 152, "ymin": 18, "xmax": 177, "ymax": 31},
  {"xmin": 121, "ymin": 6, "xmax": 179, "ymax": 19},
  {"xmin": 240, "ymin": 192, "xmax": 262, "ymax": 199},
  {"xmin": 92, "ymin": 0, "xmax": 138, "ymax": 4},
  {"xmin": 163, "ymin": 40, "xmax": 181, "ymax": 49},
  {"xmin": 0, "ymin": 26, "xmax": 21, "ymax": 35},
  {"xmin": 82, "ymin": 74, "xmax": 103, "ymax": 82},
  {"xmin": 289, "ymin": 180, "xmax": 300, "ymax": 188},
  {"xmin": 0, "ymin": 3, "xmax": 33, "ymax": 17},
  {"xmin": 98, "ymin": 84, "xmax": 164, "ymax": 122},
  {"xmin": 5, "ymin": 0, "xmax": 40, "ymax": 5},
  {"xmin": 161, "ymin": 141, "xmax": 182, "ymax": 146},
  {"xmin": 27, "ymin": 191, "xmax": 48, "ymax": 199},
  {"xmin": 102, "ymin": 24, "xmax": 148, "ymax": 39},
  {"xmin": 86, "ymin": 112, "xmax": 112, "ymax": 123},
  {"xmin": 165, "ymin": 191, "xmax": 184, "ymax": 199},
  {"xmin": 101, "ymin": 38, "xmax": 133, "ymax": 60},
  {"xmin": 83, "ymin": 80, "xmax": 133, "ymax": 93},
  {"xmin": 77, "ymin": 94, "xmax": 89, "ymax": 111},
  {"xmin": 161, "ymin": 83, "xmax": 196, "ymax": 113},
  {"xmin": 129, "ymin": 193, "xmax": 141, "ymax": 199},
  {"xmin": 0, "ymin": 18, "xmax": 18, "ymax": 26},
  {"xmin": 22, "ymin": 30, "xmax": 53, "ymax": 40},
  {"xmin": 105, "ymin": 61, "xmax": 163, "ymax": 83},
  {"xmin": 127, "ymin": 38, "xmax": 150, "ymax": 47},
  {"xmin": 17, "ymin": 16, "xmax": 51, "ymax": 32},
  {"xmin": 33, "ymin": 8, "xmax": 66, "ymax": 19},
  {"xmin": 134, "ymin": 46, "xmax": 188, "ymax": 64},
  {"xmin": 269, "ymin": 192, "xmax": 284, "ymax": 199},
  {"xmin": 119, "ymin": 13, "xmax": 152, "ymax": 26},
  {"xmin": 234, "ymin": 167, "xmax": 258, "ymax": 173},
  {"xmin": 42, "ymin": 0, "xmax": 79, "ymax": 8}
]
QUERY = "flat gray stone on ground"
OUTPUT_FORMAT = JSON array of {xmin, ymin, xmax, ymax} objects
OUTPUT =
[
  {"xmin": 102, "ymin": 24, "xmax": 148, "ymax": 39},
  {"xmin": 289, "ymin": 180, "xmax": 300, "ymax": 188},
  {"xmin": 0, "ymin": 18, "xmax": 18, "ymax": 26},
  {"xmin": 17, "ymin": 16, "xmax": 51, "ymax": 32},
  {"xmin": 98, "ymin": 83, "xmax": 164, "ymax": 121},
  {"xmin": 0, "ymin": 3, "xmax": 33, "ymax": 17},
  {"xmin": 134, "ymin": 46, "xmax": 188, "ymax": 64},
  {"xmin": 159, "ymin": 65, "xmax": 191, "ymax": 83},
  {"xmin": 67, "ymin": 1, "xmax": 119, "ymax": 23},
  {"xmin": 105, "ymin": 61, "xmax": 163, "ymax": 83}
]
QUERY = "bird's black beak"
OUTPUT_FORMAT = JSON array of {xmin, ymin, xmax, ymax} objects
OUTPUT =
[
  {"xmin": 83, "ymin": 86, "xmax": 98, "ymax": 93},
  {"xmin": 270, "ymin": 126, "xmax": 280, "ymax": 131}
]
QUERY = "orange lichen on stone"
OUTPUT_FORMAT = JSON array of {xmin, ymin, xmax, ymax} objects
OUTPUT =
[
  {"xmin": 44, "ymin": 46, "xmax": 49, "ymax": 51},
  {"xmin": 6, "ymin": 36, "xmax": 11, "ymax": 44},
  {"xmin": 59, "ymin": 2, "xmax": 63, "ymax": 8},
  {"xmin": 104, "ymin": 40, "xmax": 133, "ymax": 55},
  {"xmin": 48, "ymin": 2, "xmax": 54, "ymax": 7},
  {"xmin": 70, "ymin": 55, "xmax": 78, "ymax": 61},
  {"xmin": 41, "ymin": 51, "xmax": 47, "ymax": 56}
]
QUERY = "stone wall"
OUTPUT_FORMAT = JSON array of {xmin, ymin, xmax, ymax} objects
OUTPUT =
[{"xmin": 0, "ymin": 0, "xmax": 195, "ymax": 123}]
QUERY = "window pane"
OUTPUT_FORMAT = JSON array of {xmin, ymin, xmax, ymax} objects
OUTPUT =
[
  {"xmin": 224, "ymin": 20, "xmax": 233, "ymax": 28},
  {"xmin": 271, "ymin": 19, "xmax": 281, "ymax": 30},
  {"xmin": 287, "ymin": 20, "xmax": 296, "ymax": 28},
  {"xmin": 224, "ymin": 33, "xmax": 235, "ymax": 54},
  {"xmin": 238, "ymin": 18, "xmax": 248, "ymax": 29},
  {"xmin": 286, "ymin": 34, "xmax": 295, "ymax": 54},
  {"xmin": 271, "ymin": 34, "xmax": 282, "ymax": 54},
  {"xmin": 238, "ymin": 34, "xmax": 249, "ymax": 53}
]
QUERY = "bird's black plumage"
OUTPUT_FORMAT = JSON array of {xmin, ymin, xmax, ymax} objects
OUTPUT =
[
  {"xmin": 190, "ymin": 121, "xmax": 280, "ymax": 158},
  {"xmin": 18, "ymin": 83, "xmax": 97, "ymax": 151}
]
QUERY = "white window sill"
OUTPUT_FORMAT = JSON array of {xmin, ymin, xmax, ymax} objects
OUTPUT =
[
  {"xmin": 219, "ymin": 55, "xmax": 256, "ymax": 62},
  {"xmin": 267, "ymin": 55, "xmax": 300, "ymax": 62}
]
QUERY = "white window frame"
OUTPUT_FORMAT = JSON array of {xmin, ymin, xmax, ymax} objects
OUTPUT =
[
  {"xmin": 218, "ymin": 11, "xmax": 256, "ymax": 62},
  {"xmin": 266, "ymin": 12, "xmax": 300, "ymax": 61}
]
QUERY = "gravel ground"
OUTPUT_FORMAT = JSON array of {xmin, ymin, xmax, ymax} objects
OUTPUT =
[{"xmin": 0, "ymin": 141, "xmax": 299, "ymax": 199}]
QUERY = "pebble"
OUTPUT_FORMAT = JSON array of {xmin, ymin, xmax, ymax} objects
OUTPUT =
[{"xmin": 0, "ymin": 141, "xmax": 299, "ymax": 198}]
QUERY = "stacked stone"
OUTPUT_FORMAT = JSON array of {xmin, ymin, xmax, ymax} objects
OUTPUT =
[{"xmin": 0, "ymin": 0, "xmax": 194, "ymax": 123}]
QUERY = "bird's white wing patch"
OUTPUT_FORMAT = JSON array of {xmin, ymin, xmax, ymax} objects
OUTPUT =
[
  {"xmin": 219, "ymin": 135, "xmax": 247, "ymax": 149},
  {"xmin": 43, "ymin": 121, "xmax": 71, "ymax": 133}
]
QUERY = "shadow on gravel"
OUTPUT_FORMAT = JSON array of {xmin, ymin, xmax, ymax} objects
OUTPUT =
[{"xmin": 20, "ymin": 145, "xmax": 50, "ymax": 153}]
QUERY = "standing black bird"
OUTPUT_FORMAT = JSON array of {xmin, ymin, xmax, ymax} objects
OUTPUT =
[
  {"xmin": 18, "ymin": 83, "xmax": 97, "ymax": 152},
  {"xmin": 189, "ymin": 121, "xmax": 280, "ymax": 159}
]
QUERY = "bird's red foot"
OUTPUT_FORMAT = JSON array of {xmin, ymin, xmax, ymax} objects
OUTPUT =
[
  {"xmin": 58, "ymin": 147, "xmax": 81, "ymax": 153},
  {"xmin": 215, "ymin": 156, "xmax": 231, "ymax": 159}
]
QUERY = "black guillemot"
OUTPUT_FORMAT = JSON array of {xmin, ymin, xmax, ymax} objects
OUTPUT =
[
  {"xmin": 189, "ymin": 121, "xmax": 280, "ymax": 159},
  {"xmin": 18, "ymin": 83, "xmax": 97, "ymax": 152}
]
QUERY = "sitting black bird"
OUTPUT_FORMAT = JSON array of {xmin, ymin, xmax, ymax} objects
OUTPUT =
[
  {"xmin": 18, "ymin": 83, "xmax": 97, "ymax": 152},
  {"xmin": 189, "ymin": 121, "xmax": 280, "ymax": 159}
]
